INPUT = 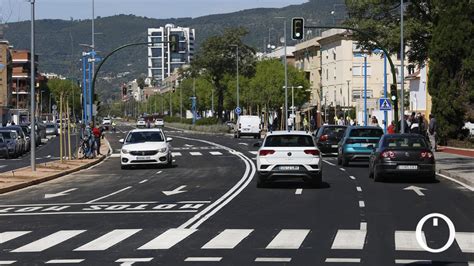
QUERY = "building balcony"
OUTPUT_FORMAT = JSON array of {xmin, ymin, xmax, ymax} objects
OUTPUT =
[{"xmin": 12, "ymin": 86, "xmax": 30, "ymax": 94}]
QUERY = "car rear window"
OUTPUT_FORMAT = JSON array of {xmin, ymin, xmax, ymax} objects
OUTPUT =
[
  {"xmin": 264, "ymin": 135, "xmax": 315, "ymax": 147},
  {"xmin": 349, "ymin": 128, "xmax": 383, "ymax": 137},
  {"xmin": 383, "ymin": 136, "xmax": 428, "ymax": 148}
]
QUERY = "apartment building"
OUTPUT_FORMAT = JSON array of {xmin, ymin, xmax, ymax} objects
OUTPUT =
[
  {"xmin": 147, "ymin": 24, "xmax": 195, "ymax": 85},
  {"xmin": 0, "ymin": 41, "xmax": 12, "ymax": 125},
  {"xmin": 11, "ymin": 50, "xmax": 38, "ymax": 110}
]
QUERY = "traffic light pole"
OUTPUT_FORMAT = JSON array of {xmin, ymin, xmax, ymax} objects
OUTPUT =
[{"xmin": 303, "ymin": 25, "xmax": 399, "ymax": 131}]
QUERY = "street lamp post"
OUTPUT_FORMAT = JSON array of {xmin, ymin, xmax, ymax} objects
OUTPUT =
[
  {"xmin": 275, "ymin": 17, "xmax": 289, "ymax": 130},
  {"xmin": 400, "ymin": 0, "xmax": 406, "ymax": 133},
  {"xmin": 231, "ymin": 44, "xmax": 240, "ymax": 114},
  {"xmin": 28, "ymin": 0, "xmax": 36, "ymax": 171}
]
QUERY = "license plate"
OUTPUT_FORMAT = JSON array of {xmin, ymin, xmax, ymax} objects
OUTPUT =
[
  {"xmin": 331, "ymin": 145, "xmax": 338, "ymax": 148},
  {"xmin": 398, "ymin": 165, "xmax": 418, "ymax": 170},
  {"xmin": 136, "ymin": 156, "xmax": 151, "ymax": 160},
  {"xmin": 279, "ymin": 166, "xmax": 300, "ymax": 171}
]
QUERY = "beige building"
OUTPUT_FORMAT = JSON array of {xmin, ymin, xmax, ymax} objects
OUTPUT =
[{"xmin": 0, "ymin": 41, "xmax": 12, "ymax": 124}]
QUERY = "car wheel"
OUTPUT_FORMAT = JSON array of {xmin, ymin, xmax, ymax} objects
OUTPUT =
[
  {"xmin": 342, "ymin": 156, "xmax": 349, "ymax": 166},
  {"xmin": 373, "ymin": 166, "xmax": 383, "ymax": 182},
  {"xmin": 310, "ymin": 172, "xmax": 322, "ymax": 187},
  {"xmin": 256, "ymin": 173, "xmax": 266, "ymax": 188}
]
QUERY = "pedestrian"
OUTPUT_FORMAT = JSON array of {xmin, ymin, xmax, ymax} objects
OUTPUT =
[
  {"xmin": 268, "ymin": 114, "xmax": 274, "ymax": 132},
  {"xmin": 303, "ymin": 117, "xmax": 309, "ymax": 132},
  {"xmin": 387, "ymin": 120, "xmax": 396, "ymax": 134},
  {"xmin": 337, "ymin": 116, "xmax": 345, "ymax": 126},
  {"xmin": 287, "ymin": 116, "xmax": 294, "ymax": 131},
  {"xmin": 310, "ymin": 117, "xmax": 316, "ymax": 131},
  {"xmin": 6, "ymin": 120, "xmax": 11, "ymax": 126},
  {"xmin": 410, "ymin": 113, "xmax": 421, "ymax": 134},
  {"xmin": 370, "ymin": 116, "xmax": 379, "ymax": 127},
  {"xmin": 93, "ymin": 125, "xmax": 102, "ymax": 155},
  {"xmin": 428, "ymin": 114, "xmax": 437, "ymax": 151}
]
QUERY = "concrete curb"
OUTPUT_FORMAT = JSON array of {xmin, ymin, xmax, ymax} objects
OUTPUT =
[
  {"xmin": 0, "ymin": 155, "xmax": 106, "ymax": 194},
  {"xmin": 437, "ymin": 169, "xmax": 474, "ymax": 189}
]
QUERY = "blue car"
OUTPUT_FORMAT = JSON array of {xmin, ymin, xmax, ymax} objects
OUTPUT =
[{"xmin": 337, "ymin": 126, "xmax": 384, "ymax": 166}]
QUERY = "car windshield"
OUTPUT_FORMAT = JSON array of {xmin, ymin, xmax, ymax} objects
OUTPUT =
[
  {"xmin": 126, "ymin": 131, "xmax": 164, "ymax": 143},
  {"xmin": 349, "ymin": 128, "xmax": 384, "ymax": 137},
  {"xmin": 383, "ymin": 136, "xmax": 429, "ymax": 149},
  {"xmin": 46, "ymin": 124, "xmax": 55, "ymax": 128},
  {"xmin": 264, "ymin": 135, "xmax": 315, "ymax": 147},
  {"xmin": 0, "ymin": 131, "xmax": 14, "ymax": 139}
]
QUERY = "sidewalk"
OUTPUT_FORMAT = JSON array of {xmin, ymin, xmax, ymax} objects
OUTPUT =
[
  {"xmin": 435, "ymin": 146, "xmax": 474, "ymax": 189},
  {"xmin": 0, "ymin": 138, "xmax": 111, "ymax": 194}
]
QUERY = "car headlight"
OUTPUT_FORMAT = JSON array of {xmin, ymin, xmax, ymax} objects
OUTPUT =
[
  {"xmin": 121, "ymin": 149, "xmax": 129, "ymax": 154},
  {"xmin": 158, "ymin": 147, "xmax": 167, "ymax": 153}
]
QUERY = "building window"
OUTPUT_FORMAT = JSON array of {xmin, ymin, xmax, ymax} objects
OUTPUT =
[
  {"xmin": 352, "ymin": 64, "xmax": 371, "ymax": 76},
  {"xmin": 352, "ymin": 89, "xmax": 373, "ymax": 101},
  {"xmin": 151, "ymin": 58, "xmax": 162, "ymax": 68},
  {"xmin": 151, "ymin": 48, "xmax": 162, "ymax": 57},
  {"xmin": 333, "ymin": 50, "xmax": 336, "ymax": 60},
  {"xmin": 151, "ymin": 32, "xmax": 162, "ymax": 37}
]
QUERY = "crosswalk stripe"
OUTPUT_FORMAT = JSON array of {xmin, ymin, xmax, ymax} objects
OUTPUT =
[
  {"xmin": 11, "ymin": 230, "xmax": 86, "ymax": 253},
  {"xmin": 202, "ymin": 229, "xmax": 253, "ymax": 249},
  {"xmin": 190, "ymin": 152, "xmax": 202, "ymax": 156},
  {"xmin": 46, "ymin": 259, "xmax": 84, "ymax": 264},
  {"xmin": 110, "ymin": 154, "xmax": 120, "ymax": 158},
  {"xmin": 138, "ymin": 229, "xmax": 197, "ymax": 250},
  {"xmin": 185, "ymin": 257, "xmax": 222, "ymax": 262},
  {"xmin": 171, "ymin": 152, "xmax": 182, "ymax": 157},
  {"xmin": 0, "ymin": 231, "xmax": 31, "ymax": 244},
  {"xmin": 255, "ymin": 257, "xmax": 292, "ymax": 262},
  {"xmin": 394, "ymin": 231, "xmax": 426, "ymax": 251},
  {"xmin": 74, "ymin": 229, "xmax": 141, "ymax": 251},
  {"xmin": 265, "ymin": 229, "xmax": 310, "ymax": 249},
  {"xmin": 331, "ymin": 230, "xmax": 367, "ymax": 250},
  {"xmin": 0, "ymin": 261, "xmax": 16, "ymax": 265},
  {"xmin": 209, "ymin": 151, "xmax": 223, "ymax": 156},
  {"xmin": 456, "ymin": 232, "xmax": 474, "ymax": 253}
]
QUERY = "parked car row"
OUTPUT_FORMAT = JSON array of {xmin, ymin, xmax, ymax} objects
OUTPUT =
[{"xmin": 0, "ymin": 122, "xmax": 48, "ymax": 159}]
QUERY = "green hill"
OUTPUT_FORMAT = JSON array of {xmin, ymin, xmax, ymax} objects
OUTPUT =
[{"xmin": 3, "ymin": 0, "xmax": 344, "ymax": 100}]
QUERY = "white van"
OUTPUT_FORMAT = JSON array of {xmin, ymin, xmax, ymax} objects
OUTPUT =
[{"xmin": 234, "ymin": 115, "xmax": 261, "ymax": 139}]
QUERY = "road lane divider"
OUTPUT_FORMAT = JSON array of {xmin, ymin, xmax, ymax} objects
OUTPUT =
[
  {"xmin": 323, "ymin": 160, "xmax": 336, "ymax": 166},
  {"xmin": 295, "ymin": 188, "xmax": 303, "ymax": 195}
]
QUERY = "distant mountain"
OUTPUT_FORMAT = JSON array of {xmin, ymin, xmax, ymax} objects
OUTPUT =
[{"xmin": 3, "ymin": 0, "xmax": 345, "ymax": 100}]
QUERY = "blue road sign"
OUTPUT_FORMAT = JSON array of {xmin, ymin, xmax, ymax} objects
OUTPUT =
[
  {"xmin": 235, "ymin": 107, "xmax": 241, "ymax": 115},
  {"xmin": 379, "ymin": 98, "xmax": 392, "ymax": 111}
]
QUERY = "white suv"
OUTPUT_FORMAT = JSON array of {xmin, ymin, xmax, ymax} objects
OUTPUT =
[
  {"xmin": 119, "ymin": 128, "xmax": 173, "ymax": 169},
  {"xmin": 255, "ymin": 131, "xmax": 322, "ymax": 187}
]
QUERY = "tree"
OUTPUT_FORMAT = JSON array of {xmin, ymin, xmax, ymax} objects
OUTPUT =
[
  {"xmin": 191, "ymin": 27, "xmax": 256, "ymax": 122},
  {"xmin": 428, "ymin": 0, "xmax": 474, "ymax": 141},
  {"xmin": 47, "ymin": 78, "xmax": 81, "ymax": 119}
]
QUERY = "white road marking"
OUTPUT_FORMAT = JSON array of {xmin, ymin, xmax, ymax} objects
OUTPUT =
[
  {"xmin": 138, "ymin": 228, "xmax": 197, "ymax": 250},
  {"xmin": 340, "ymin": 168, "xmax": 346, "ymax": 171},
  {"xmin": 86, "ymin": 186, "xmax": 132, "ymax": 203},
  {"xmin": 46, "ymin": 259, "xmax": 84, "ymax": 264},
  {"xmin": 238, "ymin": 143, "xmax": 249, "ymax": 146},
  {"xmin": 185, "ymin": 257, "xmax": 222, "ymax": 262},
  {"xmin": 350, "ymin": 176, "xmax": 356, "ymax": 180},
  {"xmin": 395, "ymin": 259, "xmax": 431, "ymax": 264},
  {"xmin": 436, "ymin": 173, "xmax": 474, "ymax": 191},
  {"xmin": 190, "ymin": 152, "xmax": 202, "ymax": 156},
  {"xmin": 0, "ymin": 231, "xmax": 31, "ymax": 244},
  {"xmin": 252, "ymin": 157, "xmax": 257, "ymax": 160},
  {"xmin": 456, "ymin": 232, "xmax": 474, "ymax": 253},
  {"xmin": 115, "ymin": 258, "xmax": 153, "ymax": 265},
  {"xmin": 210, "ymin": 151, "xmax": 223, "ymax": 155},
  {"xmin": 11, "ymin": 230, "xmax": 86, "ymax": 252},
  {"xmin": 202, "ymin": 229, "xmax": 253, "ymax": 249},
  {"xmin": 255, "ymin": 258, "xmax": 292, "ymax": 262},
  {"xmin": 139, "ymin": 179, "xmax": 148, "ymax": 184},
  {"xmin": 323, "ymin": 160, "xmax": 336, "ymax": 166},
  {"xmin": 359, "ymin": 201, "xmax": 365, "ymax": 208},
  {"xmin": 331, "ymin": 230, "xmax": 367, "ymax": 250},
  {"xmin": 356, "ymin": 186, "xmax": 362, "ymax": 192},
  {"xmin": 266, "ymin": 229, "xmax": 310, "ymax": 249},
  {"xmin": 44, "ymin": 188, "xmax": 78, "ymax": 199},
  {"xmin": 162, "ymin": 185, "xmax": 187, "ymax": 196},
  {"xmin": 403, "ymin": 186, "xmax": 427, "ymax": 196},
  {"xmin": 0, "ymin": 210, "xmax": 197, "ymax": 216},
  {"xmin": 325, "ymin": 258, "xmax": 361, "ymax": 263},
  {"xmin": 360, "ymin": 222, "xmax": 367, "ymax": 231},
  {"xmin": 75, "ymin": 229, "xmax": 141, "ymax": 251},
  {"xmin": 249, "ymin": 151, "xmax": 258, "ymax": 155},
  {"xmin": 295, "ymin": 188, "xmax": 303, "ymax": 195},
  {"xmin": 156, "ymin": 171, "xmax": 162, "ymax": 174},
  {"xmin": 171, "ymin": 152, "xmax": 182, "ymax": 157},
  {"xmin": 0, "ymin": 165, "xmax": 6, "ymax": 169},
  {"xmin": 110, "ymin": 154, "xmax": 120, "ymax": 158},
  {"xmin": 395, "ymin": 231, "xmax": 426, "ymax": 251},
  {"xmin": 0, "ymin": 261, "xmax": 16, "ymax": 265}
]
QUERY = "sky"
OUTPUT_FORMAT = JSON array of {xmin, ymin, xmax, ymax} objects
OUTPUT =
[{"xmin": 0, "ymin": 0, "xmax": 307, "ymax": 22}]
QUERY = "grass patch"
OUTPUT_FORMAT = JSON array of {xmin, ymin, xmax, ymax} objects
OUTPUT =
[{"xmin": 168, "ymin": 122, "xmax": 230, "ymax": 134}]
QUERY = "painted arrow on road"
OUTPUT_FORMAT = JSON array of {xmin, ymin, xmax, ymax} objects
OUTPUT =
[
  {"xmin": 44, "ymin": 188, "xmax": 78, "ymax": 199},
  {"xmin": 403, "ymin": 186, "xmax": 427, "ymax": 196},
  {"xmin": 162, "ymin": 185, "xmax": 187, "ymax": 196}
]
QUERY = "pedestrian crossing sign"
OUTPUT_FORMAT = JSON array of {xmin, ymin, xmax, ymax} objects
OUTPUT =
[{"xmin": 379, "ymin": 98, "xmax": 392, "ymax": 111}]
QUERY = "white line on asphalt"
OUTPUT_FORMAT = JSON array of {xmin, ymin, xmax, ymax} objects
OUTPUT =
[
  {"xmin": 189, "ymin": 152, "xmax": 202, "ymax": 156},
  {"xmin": 0, "ymin": 231, "xmax": 31, "ymax": 244},
  {"xmin": 0, "ymin": 202, "xmax": 159, "ymax": 207},
  {"xmin": 356, "ymin": 186, "xmax": 362, "ymax": 192},
  {"xmin": 0, "ymin": 165, "xmax": 6, "ymax": 169},
  {"xmin": 86, "ymin": 186, "xmax": 133, "ymax": 203},
  {"xmin": 201, "ymin": 229, "xmax": 253, "ymax": 249},
  {"xmin": 360, "ymin": 222, "xmax": 367, "ymax": 230},
  {"xmin": 340, "ymin": 168, "xmax": 346, "ymax": 171},
  {"xmin": 350, "ymin": 176, "xmax": 356, "ymax": 180},
  {"xmin": 46, "ymin": 259, "xmax": 84, "ymax": 264},
  {"xmin": 185, "ymin": 257, "xmax": 222, "ymax": 262},
  {"xmin": 238, "ymin": 143, "xmax": 249, "ymax": 146},
  {"xmin": 456, "ymin": 232, "xmax": 474, "ymax": 253},
  {"xmin": 110, "ymin": 154, "xmax": 120, "ymax": 158},
  {"xmin": 156, "ymin": 171, "xmax": 162, "ymax": 174},
  {"xmin": 177, "ymin": 201, "xmax": 211, "ymax": 203},
  {"xmin": 325, "ymin": 258, "xmax": 361, "ymax": 263},
  {"xmin": 139, "ymin": 179, "xmax": 148, "ymax": 184},
  {"xmin": 87, "ymin": 157, "xmax": 107, "ymax": 170},
  {"xmin": 295, "ymin": 188, "xmax": 303, "ymax": 195},
  {"xmin": 115, "ymin": 258, "xmax": 153, "ymax": 265},
  {"xmin": 249, "ymin": 151, "xmax": 258, "ymax": 155},
  {"xmin": 0, "ymin": 261, "xmax": 16, "ymax": 265},
  {"xmin": 255, "ymin": 258, "xmax": 292, "ymax": 263},
  {"xmin": 0, "ymin": 210, "xmax": 197, "ymax": 216},
  {"xmin": 395, "ymin": 259, "xmax": 431, "ymax": 264},
  {"xmin": 395, "ymin": 231, "xmax": 426, "ymax": 251},
  {"xmin": 210, "ymin": 151, "xmax": 223, "ymax": 155},
  {"xmin": 323, "ymin": 160, "xmax": 336, "ymax": 166},
  {"xmin": 331, "ymin": 230, "xmax": 367, "ymax": 250},
  {"xmin": 266, "ymin": 229, "xmax": 310, "ymax": 249},
  {"xmin": 436, "ymin": 173, "xmax": 474, "ymax": 191},
  {"xmin": 358, "ymin": 201, "xmax": 365, "ymax": 208},
  {"xmin": 75, "ymin": 229, "xmax": 141, "ymax": 251},
  {"xmin": 11, "ymin": 230, "xmax": 86, "ymax": 252},
  {"xmin": 138, "ymin": 229, "xmax": 197, "ymax": 250},
  {"xmin": 171, "ymin": 152, "xmax": 182, "ymax": 157}
]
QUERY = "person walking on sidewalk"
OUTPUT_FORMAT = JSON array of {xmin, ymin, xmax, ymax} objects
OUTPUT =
[
  {"xmin": 428, "ymin": 114, "xmax": 437, "ymax": 151},
  {"xmin": 93, "ymin": 125, "xmax": 102, "ymax": 156},
  {"xmin": 287, "ymin": 116, "xmax": 294, "ymax": 131}
]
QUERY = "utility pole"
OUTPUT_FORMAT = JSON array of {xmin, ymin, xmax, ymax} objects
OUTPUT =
[
  {"xmin": 283, "ymin": 19, "xmax": 288, "ymax": 131},
  {"xmin": 29, "ymin": 0, "xmax": 36, "ymax": 171},
  {"xmin": 400, "ymin": 0, "xmax": 405, "ymax": 133}
]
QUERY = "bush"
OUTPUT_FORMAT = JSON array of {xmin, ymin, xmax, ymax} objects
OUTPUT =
[
  {"xmin": 164, "ymin": 116, "xmax": 192, "ymax": 124},
  {"xmin": 195, "ymin": 117, "xmax": 219, "ymax": 125}
]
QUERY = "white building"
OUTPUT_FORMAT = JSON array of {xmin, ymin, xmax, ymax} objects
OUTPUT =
[{"xmin": 147, "ymin": 24, "xmax": 195, "ymax": 85}]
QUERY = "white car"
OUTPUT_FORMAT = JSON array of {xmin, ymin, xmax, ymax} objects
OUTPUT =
[
  {"xmin": 234, "ymin": 115, "xmax": 261, "ymax": 139},
  {"xmin": 154, "ymin": 118, "xmax": 164, "ymax": 127},
  {"xmin": 136, "ymin": 119, "xmax": 146, "ymax": 128},
  {"xmin": 102, "ymin": 117, "xmax": 111, "ymax": 126},
  {"xmin": 255, "ymin": 131, "xmax": 322, "ymax": 187},
  {"xmin": 119, "ymin": 128, "xmax": 173, "ymax": 169}
]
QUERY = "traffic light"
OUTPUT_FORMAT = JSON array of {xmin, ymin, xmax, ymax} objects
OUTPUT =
[
  {"xmin": 390, "ymin": 84, "xmax": 397, "ymax": 102},
  {"xmin": 291, "ymin": 17, "xmax": 304, "ymax": 40}
]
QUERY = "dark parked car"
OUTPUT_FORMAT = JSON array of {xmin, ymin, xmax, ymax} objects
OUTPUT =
[
  {"xmin": 0, "ymin": 130, "xmax": 22, "ymax": 157},
  {"xmin": 314, "ymin": 125, "xmax": 347, "ymax": 154},
  {"xmin": 5, "ymin": 126, "xmax": 27, "ymax": 155},
  {"xmin": 337, "ymin": 126, "xmax": 384, "ymax": 166},
  {"xmin": 0, "ymin": 135, "xmax": 9, "ymax": 159},
  {"xmin": 368, "ymin": 134, "xmax": 436, "ymax": 182}
]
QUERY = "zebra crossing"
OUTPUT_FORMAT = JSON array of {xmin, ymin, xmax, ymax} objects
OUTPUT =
[{"xmin": 1, "ymin": 228, "xmax": 472, "ymax": 254}]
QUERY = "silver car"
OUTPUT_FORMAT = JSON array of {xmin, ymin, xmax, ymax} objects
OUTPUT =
[
  {"xmin": 45, "ymin": 123, "xmax": 59, "ymax": 136},
  {"xmin": 0, "ymin": 130, "xmax": 22, "ymax": 158}
]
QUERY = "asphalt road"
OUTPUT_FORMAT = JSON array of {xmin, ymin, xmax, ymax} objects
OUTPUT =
[{"xmin": 0, "ymin": 124, "xmax": 472, "ymax": 265}]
